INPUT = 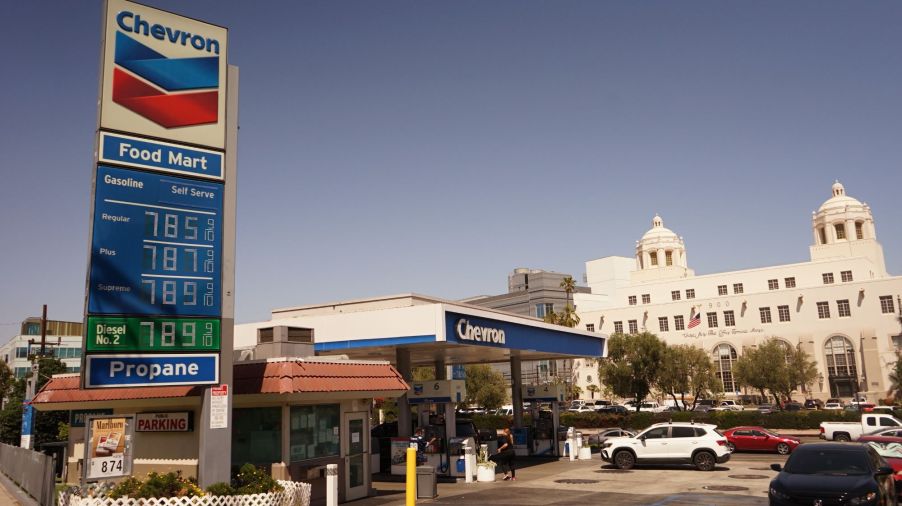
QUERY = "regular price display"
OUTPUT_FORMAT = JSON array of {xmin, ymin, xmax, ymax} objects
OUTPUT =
[
  {"xmin": 89, "ymin": 455, "xmax": 124, "ymax": 479},
  {"xmin": 86, "ymin": 316, "xmax": 220, "ymax": 352},
  {"xmin": 88, "ymin": 165, "xmax": 222, "ymax": 317}
]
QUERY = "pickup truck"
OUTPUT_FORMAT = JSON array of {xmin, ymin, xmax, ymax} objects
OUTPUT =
[{"xmin": 819, "ymin": 413, "xmax": 902, "ymax": 442}]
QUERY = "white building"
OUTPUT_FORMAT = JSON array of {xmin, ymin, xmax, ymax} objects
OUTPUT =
[
  {"xmin": 0, "ymin": 318, "xmax": 84, "ymax": 378},
  {"xmin": 574, "ymin": 182, "xmax": 902, "ymax": 403}
]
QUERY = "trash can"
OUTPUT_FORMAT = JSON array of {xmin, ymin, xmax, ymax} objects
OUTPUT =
[{"xmin": 417, "ymin": 465, "xmax": 437, "ymax": 499}]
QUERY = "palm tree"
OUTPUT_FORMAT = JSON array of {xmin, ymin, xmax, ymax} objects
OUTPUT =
[
  {"xmin": 560, "ymin": 276, "xmax": 577, "ymax": 306},
  {"xmin": 586, "ymin": 384, "xmax": 600, "ymax": 400},
  {"xmin": 889, "ymin": 352, "xmax": 902, "ymax": 401}
]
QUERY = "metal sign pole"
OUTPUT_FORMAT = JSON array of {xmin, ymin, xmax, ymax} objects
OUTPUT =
[{"xmin": 198, "ymin": 64, "xmax": 238, "ymax": 488}]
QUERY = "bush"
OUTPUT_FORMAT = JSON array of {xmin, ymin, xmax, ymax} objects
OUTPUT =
[
  {"xmin": 233, "ymin": 463, "xmax": 282, "ymax": 495},
  {"xmin": 205, "ymin": 482, "xmax": 236, "ymax": 496},
  {"xmin": 109, "ymin": 472, "xmax": 203, "ymax": 499}
]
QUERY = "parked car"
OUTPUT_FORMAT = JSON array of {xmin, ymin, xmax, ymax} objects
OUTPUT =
[
  {"xmin": 589, "ymin": 427, "xmax": 636, "ymax": 446},
  {"xmin": 721, "ymin": 426, "xmax": 801, "ymax": 455},
  {"xmin": 866, "ymin": 441, "xmax": 902, "ymax": 499},
  {"xmin": 717, "ymin": 400, "xmax": 744, "ymax": 411},
  {"xmin": 823, "ymin": 401, "xmax": 843, "ymax": 410},
  {"xmin": 859, "ymin": 435, "xmax": 902, "ymax": 445},
  {"xmin": 568, "ymin": 406, "xmax": 596, "ymax": 414},
  {"xmin": 757, "ymin": 404, "xmax": 777, "ymax": 414},
  {"xmin": 865, "ymin": 428, "xmax": 902, "ymax": 438},
  {"xmin": 820, "ymin": 413, "xmax": 902, "ymax": 442},
  {"xmin": 868, "ymin": 406, "xmax": 899, "ymax": 415},
  {"xmin": 782, "ymin": 402, "xmax": 803, "ymax": 412},
  {"xmin": 600, "ymin": 422, "xmax": 731, "ymax": 471},
  {"xmin": 804, "ymin": 398, "xmax": 824, "ymax": 410},
  {"xmin": 768, "ymin": 443, "xmax": 897, "ymax": 506},
  {"xmin": 596, "ymin": 405, "xmax": 628, "ymax": 415},
  {"xmin": 638, "ymin": 401, "xmax": 667, "ymax": 413}
]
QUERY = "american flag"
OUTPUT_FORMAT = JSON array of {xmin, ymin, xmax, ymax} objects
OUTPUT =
[{"xmin": 687, "ymin": 309, "xmax": 701, "ymax": 329}]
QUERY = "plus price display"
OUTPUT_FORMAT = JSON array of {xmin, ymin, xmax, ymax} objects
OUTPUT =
[{"xmin": 88, "ymin": 165, "xmax": 222, "ymax": 317}]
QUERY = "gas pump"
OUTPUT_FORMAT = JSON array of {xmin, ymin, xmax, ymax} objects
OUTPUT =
[
  {"xmin": 521, "ymin": 384, "xmax": 566, "ymax": 457},
  {"xmin": 405, "ymin": 380, "xmax": 469, "ymax": 477}
]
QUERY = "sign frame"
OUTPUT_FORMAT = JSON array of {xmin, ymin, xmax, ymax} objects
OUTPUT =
[
  {"xmin": 85, "ymin": 353, "xmax": 220, "ymax": 388},
  {"xmin": 83, "ymin": 414, "xmax": 135, "ymax": 482}
]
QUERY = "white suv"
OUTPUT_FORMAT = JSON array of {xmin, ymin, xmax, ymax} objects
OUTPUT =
[{"xmin": 600, "ymin": 422, "xmax": 731, "ymax": 471}]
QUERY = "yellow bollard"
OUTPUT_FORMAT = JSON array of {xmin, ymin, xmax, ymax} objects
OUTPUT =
[{"xmin": 406, "ymin": 446, "xmax": 417, "ymax": 505}]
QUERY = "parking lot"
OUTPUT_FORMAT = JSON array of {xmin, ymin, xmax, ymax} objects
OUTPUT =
[{"xmin": 358, "ymin": 449, "xmax": 802, "ymax": 505}]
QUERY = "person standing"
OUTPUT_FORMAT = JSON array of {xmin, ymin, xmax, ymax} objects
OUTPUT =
[{"xmin": 489, "ymin": 427, "xmax": 516, "ymax": 480}]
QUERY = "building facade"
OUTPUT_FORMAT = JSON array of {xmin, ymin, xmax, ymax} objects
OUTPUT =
[
  {"xmin": 0, "ymin": 318, "xmax": 84, "ymax": 378},
  {"xmin": 574, "ymin": 182, "xmax": 902, "ymax": 403},
  {"xmin": 463, "ymin": 268, "xmax": 590, "ymax": 386}
]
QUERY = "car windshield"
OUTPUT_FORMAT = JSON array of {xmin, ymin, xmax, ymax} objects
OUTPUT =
[
  {"xmin": 784, "ymin": 449, "xmax": 871, "ymax": 476},
  {"xmin": 868, "ymin": 442, "xmax": 902, "ymax": 459},
  {"xmin": 456, "ymin": 423, "xmax": 476, "ymax": 437}
]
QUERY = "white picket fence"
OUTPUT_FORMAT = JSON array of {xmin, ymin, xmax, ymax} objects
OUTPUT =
[{"xmin": 59, "ymin": 481, "xmax": 311, "ymax": 506}]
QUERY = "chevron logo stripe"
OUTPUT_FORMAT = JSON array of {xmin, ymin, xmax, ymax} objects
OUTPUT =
[
  {"xmin": 112, "ymin": 31, "xmax": 219, "ymax": 128},
  {"xmin": 113, "ymin": 68, "xmax": 218, "ymax": 128}
]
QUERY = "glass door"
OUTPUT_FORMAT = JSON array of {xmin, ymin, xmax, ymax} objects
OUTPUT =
[{"xmin": 344, "ymin": 411, "xmax": 368, "ymax": 501}]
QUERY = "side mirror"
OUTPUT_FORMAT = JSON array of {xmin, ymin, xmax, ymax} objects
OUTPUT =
[
  {"xmin": 875, "ymin": 466, "xmax": 894, "ymax": 476},
  {"xmin": 637, "ymin": 435, "xmax": 646, "ymax": 441},
  {"xmin": 770, "ymin": 463, "xmax": 782, "ymax": 472}
]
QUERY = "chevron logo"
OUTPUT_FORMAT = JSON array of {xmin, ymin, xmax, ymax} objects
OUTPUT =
[{"xmin": 112, "ymin": 31, "xmax": 219, "ymax": 128}]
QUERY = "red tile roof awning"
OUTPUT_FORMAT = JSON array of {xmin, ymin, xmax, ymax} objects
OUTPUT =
[
  {"xmin": 233, "ymin": 360, "xmax": 409, "ymax": 395},
  {"xmin": 32, "ymin": 360, "xmax": 409, "ymax": 406}
]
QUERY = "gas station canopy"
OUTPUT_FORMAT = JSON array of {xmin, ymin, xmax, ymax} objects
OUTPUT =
[{"xmin": 234, "ymin": 294, "xmax": 606, "ymax": 366}]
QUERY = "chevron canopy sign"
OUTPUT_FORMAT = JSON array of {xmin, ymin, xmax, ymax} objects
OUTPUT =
[{"xmin": 100, "ymin": 0, "xmax": 228, "ymax": 149}]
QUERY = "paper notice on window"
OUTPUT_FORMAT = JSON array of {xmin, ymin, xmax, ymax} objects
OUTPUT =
[
  {"xmin": 210, "ymin": 384, "xmax": 229, "ymax": 429},
  {"xmin": 352, "ymin": 432, "xmax": 360, "ymax": 444}
]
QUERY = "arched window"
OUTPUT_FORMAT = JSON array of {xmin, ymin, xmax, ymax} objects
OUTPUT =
[
  {"xmin": 855, "ymin": 221, "xmax": 864, "ymax": 240},
  {"xmin": 712, "ymin": 344, "xmax": 738, "ymax": 393},
  {"xmin": 824, "ymin": 336, "xmax": 858, "ymax": 398}
]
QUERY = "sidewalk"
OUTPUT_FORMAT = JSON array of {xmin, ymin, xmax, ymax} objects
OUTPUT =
[{"xmin": 0, "ymin": 474, "xmax": 22, "ymax": 505}]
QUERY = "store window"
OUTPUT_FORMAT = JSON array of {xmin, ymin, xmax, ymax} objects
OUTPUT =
[
  {"xmin": 825, "ymin": 336, "xmax": 858, "ymax": 398},
  {"xmin": 232, "ymin": 407, "xmax": 282, "ymax": 470},
  {"xmin": 713, "ymin": 344, "xmax": 738, "ymax": 392},
  {"xmin": 290, "ymin": 404, "xmax": 340, "ymax": 461}
]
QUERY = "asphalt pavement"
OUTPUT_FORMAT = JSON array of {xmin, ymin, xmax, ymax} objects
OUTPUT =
[{"xmin": 360, "ymin": 451, "xmax": 795, "ymax": 506}]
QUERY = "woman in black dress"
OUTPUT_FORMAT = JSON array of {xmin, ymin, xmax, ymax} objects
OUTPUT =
[{"xmin": 489, "ymin": 427, "xmax": 516, "ymax": 480}]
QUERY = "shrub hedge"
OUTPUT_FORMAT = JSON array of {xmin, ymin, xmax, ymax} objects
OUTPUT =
[{"xmin": 470, "ymin": 409, "xmax": 865, "ymax": 432}]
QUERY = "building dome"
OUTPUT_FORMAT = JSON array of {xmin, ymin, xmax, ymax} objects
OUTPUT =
[
  {"xmin": 817, "ymin": 181, "xmax": 867, "ymax": 214},
  {"xmin": 811, "ymin": 181, "xmax": 877, "ymax": 248},
  {"xmin": 635, "ymin": 215, "xmax": 688, "ymax": 272}
]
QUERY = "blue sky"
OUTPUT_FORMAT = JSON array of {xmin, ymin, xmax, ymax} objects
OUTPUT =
[{"xmin": 1, "ymin": 1, "xmax": 900, "ymax": 332}]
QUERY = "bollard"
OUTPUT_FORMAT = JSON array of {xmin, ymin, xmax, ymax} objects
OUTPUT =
[
  {"xmin": 567, "ymin": 427, "xmax": 576, "ymax": 462},
  {"xmin": 406, "ymin": 447, "xmax": 417, "ymax": 506},
  {"xmin": 326, "ymin": 463, "xmax": 338, "ymax": 506},
  {"xmin": 463, "ymin": 441, "xmax": 474, "ymax": 483}
]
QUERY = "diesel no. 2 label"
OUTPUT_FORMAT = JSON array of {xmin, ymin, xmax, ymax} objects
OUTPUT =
[
  {"xmin": 87, "ymin": 316, "xmax": 220, "ymax": 352},
  {"xmin": 88, "ymin": 165, "xmax": 222, "ymax": 317}
]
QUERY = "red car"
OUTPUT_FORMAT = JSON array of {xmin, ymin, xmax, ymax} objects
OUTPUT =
[
  {"xmin": 722, "ymin": 426, "xmax": 801, "ymax": 455},
  {"xmin": 864, "ymin": 441, "xmax": 902, "ymax": 498},
  {"xmin": 859, "ymin": 435, "xmax": 902, "ymax": 444}
]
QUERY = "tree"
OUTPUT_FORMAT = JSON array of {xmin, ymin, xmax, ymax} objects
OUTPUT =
[
  {"xmin": 598, "ymin": 332, "xmax": 666, "ymax": 411},
  {"xmin": 889, "ymin": 353, "xmax": 902, "ymax": 401},
  {"xmin": 733, "ymin": 340, "xmax": 816, "ymax": 405},
  {"xmin": 543, "ymin": 305, "xmax": 580, "ymax": 328},
  {"xmin": 463, "ymin": 365, "xmax": 508, "ymax": 410},
  {"xmin": 412, "ymin": 367, "xmax": 435, "ymax": 381},
  {"xmin": 586, "ymin": 384, "xmax": 600, "ymax": 400},
  {"xmin": 560, "ymin": 276, "xmax": 577, "ymax": 306},
  {"xmin": 0, "ymin": 357, "xmax": 68, "ymax": 446},
  {"xmin": 656, "ymin": 345, "xmax": 721, "ymax": 411}
]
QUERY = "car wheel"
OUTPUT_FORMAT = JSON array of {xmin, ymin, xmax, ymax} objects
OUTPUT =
[
  {"xmin": 693, "ymin": 451, "xmax": 716, "ymax": 471},
  {"xmin": 834, "ymin": 433, "xmax": 851, "ymax": 442},
  {"xmin": 613, "ymin": 450, "xmax": 635, "ymax": 470},
  {"xmin": 776, "ymin": 443, "xmax": 791, "ymax": 455},
  {"xmin": 726, "ymin": 442, "xmax": 736, "ymax": 453}
]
